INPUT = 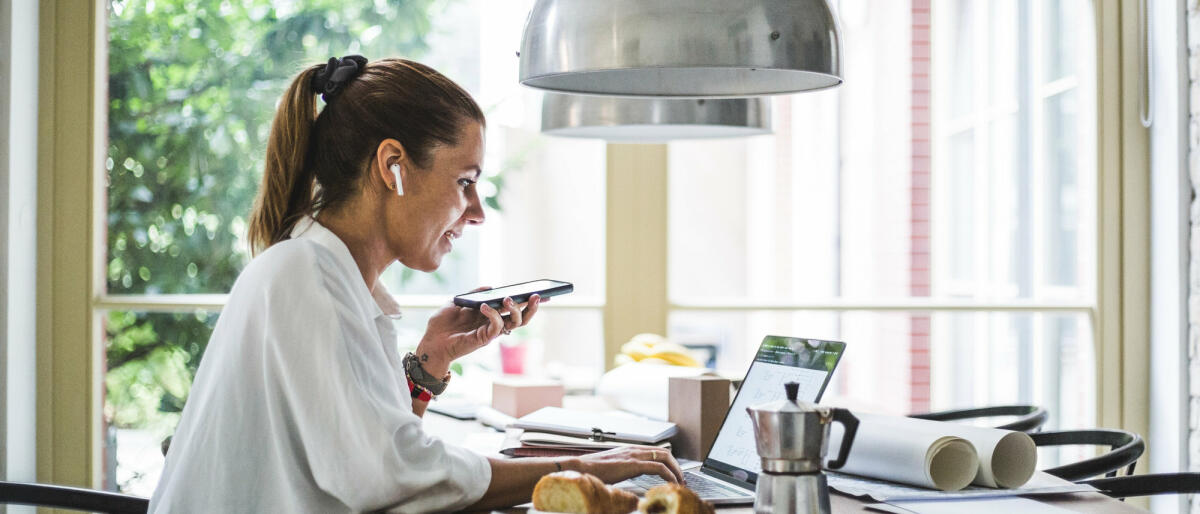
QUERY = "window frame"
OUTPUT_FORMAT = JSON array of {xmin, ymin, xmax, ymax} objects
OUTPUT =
[{"xmin": 37, "ymin": 0, "xmax": 1149, "ymax": 488}]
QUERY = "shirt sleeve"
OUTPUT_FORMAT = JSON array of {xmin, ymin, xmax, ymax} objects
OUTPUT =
[{"xmin": 259, "ymin": 245, "xmax": 492, "ymax": 512}]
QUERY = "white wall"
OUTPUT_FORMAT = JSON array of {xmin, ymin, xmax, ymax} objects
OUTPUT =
[
  {"xmin": 2, "ymin": 0, "xmax": 40, "ymax": 491},
  {"xmin": 1151, "ymin": 0, "xmax": 1188, "ymax": 511},
  {"xmin": 1177, "ymin": 0, "xmax": 1200, "ymax": 510}
]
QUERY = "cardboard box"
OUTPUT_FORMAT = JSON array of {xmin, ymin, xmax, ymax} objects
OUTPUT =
[
  {"xmin": 668, "ymin": 375, "xmax": 731, "ymax": 461},
  {"xmin": 491, "ymin": 378, "xmax": 565, "ymax": 418}
]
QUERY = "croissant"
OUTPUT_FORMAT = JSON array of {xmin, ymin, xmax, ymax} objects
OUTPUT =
[
  {"xmin": 532, "ymin": 471, "xmax": 639, "ymax": 514},
  {"xmin": 637, "ymin": 483, "xmax": 714, "ymax": 514}
]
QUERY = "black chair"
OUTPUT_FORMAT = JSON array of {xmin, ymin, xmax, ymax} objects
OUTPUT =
[
  {"xmin": 1031, "ymin": 429, "xmax": 1145, "ymax": 481},
  {"xmin": 909, "ymin": 405, "xmax": 1049, "ymax": 433},
  {"xmin": 0, "ymin": 481, "xmax": 148, "ymax": 513},
  {"xmin": 1082, "ymin": 472, "xmax": 1200, "ymax": 499}
]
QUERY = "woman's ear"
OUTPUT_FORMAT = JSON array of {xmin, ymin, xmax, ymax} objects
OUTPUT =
[{"xmin": 375, "ymin": 138, "xmax": 408, "ymax": 195}]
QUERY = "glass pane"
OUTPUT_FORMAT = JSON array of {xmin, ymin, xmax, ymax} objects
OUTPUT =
[
  {"xmin": 106, "ymin": 0, "xmax": 440, "ymax": 294},
  {"xmin": 671, "ymin": 0, "xmax": 1095, "ymax": 306},
  {"xmin": 106, "ymin": 0, "xmax": 604, "ymax": 298},
  {"xmin": 930, "ymin": 311, "xmax": 1095, "ymax": 433},
  {"xmin": 934, "ymin": 0, "xmax": 1094, "ymax": 302},
  {"xmin": 668, "ymin": 310, "xmax": 1095, "ymax": 431},
  {"xmin": 669, "ymin": 91, "xmax": 912, "ymax": 301},
  {"xmin": 104, "ymin": 0, "xmax": 606, "ymax": 494},
  {"xmin": 1044, "ymin": 91, "xmax": 1079, "ymax": 287},
  {"xmin": 986, "ymin": 0, "xmax": 1018, "ymax": 106},
  {"xmin": 947, "ymin": 130, "xmax": 976, "ymax": 283},
  {"xmin": 1043, "ymin": 0, "xmax": 1078, "ymax": 82},
  {"xmin": 104, "ymin": 310, "xmax": 219, "ymax": 495},
  {"xmin": 950, "ymin": 0, "xmax": 975, "ymax": 118},
  {"xmin": 987, "ymin": 113, "xmax": 1031, "ymax": 296}
]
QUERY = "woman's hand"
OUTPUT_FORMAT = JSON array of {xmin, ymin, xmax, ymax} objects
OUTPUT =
[
  {"xmin": 571, "ymin": 446, "xmax": 684, "ymax": 484},
  {"xmin": 412, "ymin": 289, "xmax": 543, "ymax": 377}
]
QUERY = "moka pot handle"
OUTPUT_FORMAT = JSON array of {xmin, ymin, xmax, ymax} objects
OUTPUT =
[{"xmin": 826, "ymin": 408, "xmax": 859, "ymax": 470}]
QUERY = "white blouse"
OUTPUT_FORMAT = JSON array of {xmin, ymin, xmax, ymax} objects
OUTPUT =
[{"xmin": 149, "ymin": 219, "xmax": 491, "ymax": 513}]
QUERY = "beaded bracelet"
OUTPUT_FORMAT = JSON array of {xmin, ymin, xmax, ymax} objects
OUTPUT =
[{"xmin": 407, "ymin": 376, "xmax": 433, "ymax": 403}]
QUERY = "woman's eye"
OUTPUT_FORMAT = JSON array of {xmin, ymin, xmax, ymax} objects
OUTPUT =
[{"xmin": 458, "ymin": 178, "xmax": 476, "ymax": 188}]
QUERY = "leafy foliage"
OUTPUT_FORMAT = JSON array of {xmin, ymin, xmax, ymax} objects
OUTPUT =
[{"xmin": 104, "ymin": 0, "xmax": 449, "ymax": 429}]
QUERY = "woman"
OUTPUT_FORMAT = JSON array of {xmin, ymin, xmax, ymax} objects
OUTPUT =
[{"xmin": 149, "ymin": 56, "xmax": 682, "ymax": 512}]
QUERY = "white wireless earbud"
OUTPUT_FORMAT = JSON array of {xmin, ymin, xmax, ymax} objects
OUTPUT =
[{"xmin": 389, "ymin": 163, "xmax": 404, "ymax": 196}]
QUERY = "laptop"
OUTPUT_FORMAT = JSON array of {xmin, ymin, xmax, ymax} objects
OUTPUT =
[{"xmin": 618, "ymin": 335, "xmax": 847, "ymax": 505}]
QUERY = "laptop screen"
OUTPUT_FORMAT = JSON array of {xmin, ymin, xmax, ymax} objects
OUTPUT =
[{"xmin": 703, "ymin": 336, "xmax": 846, "ymax": 484}]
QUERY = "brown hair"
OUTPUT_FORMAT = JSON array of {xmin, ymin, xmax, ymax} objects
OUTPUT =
[{"xmin": 247, "ymin": 58, "xmax": 485, "ymax": 255}]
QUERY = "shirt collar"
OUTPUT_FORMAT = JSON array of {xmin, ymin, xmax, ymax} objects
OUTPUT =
[{"xmin": 290, "ymin": 217, "xmax": 403, "ymax": 320}]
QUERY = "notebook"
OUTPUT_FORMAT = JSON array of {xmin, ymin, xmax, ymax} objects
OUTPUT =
[
  {"xmin": 618, "ymin": 335, "xmax": 847, "ymax": 505},
  {"xmin": 511, "ymin": 407, "xmax": 678, "ymax": 444},
  {"xmin": 500, "ymin": 430, "xmax": 671, "ymax": 458}
]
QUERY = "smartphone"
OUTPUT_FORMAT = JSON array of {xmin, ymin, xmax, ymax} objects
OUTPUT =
[{"xmin": 453, "ymin": 279, "xmax": 573, "ymax": 310}]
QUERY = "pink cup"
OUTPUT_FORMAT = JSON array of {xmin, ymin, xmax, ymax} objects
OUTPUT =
[{"xmin": 499, "ymin": 343, "xmax": 526, "ymax": 375}]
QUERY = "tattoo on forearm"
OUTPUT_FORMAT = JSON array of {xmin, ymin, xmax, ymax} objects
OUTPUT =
[{"xmin": 421, "ymin": 353, "xmax": 429, "ymax": 362}]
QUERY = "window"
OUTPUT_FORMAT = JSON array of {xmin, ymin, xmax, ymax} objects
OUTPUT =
[
  {"xmin": 667, "ymin": 0, "xmax": 1097, "ymax": 441},
  {"xmin": 98, "ymin": 0, "xmax": 1102, "ymax": 494},
  {"xmin": 932, "ymin": 0, "xmax": 1096, "ymax": 432},
  {"xmin": 103, "ymin": 0, "xmax": 605, "ymax": 494}
]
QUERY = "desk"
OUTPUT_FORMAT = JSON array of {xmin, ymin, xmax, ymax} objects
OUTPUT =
[{"xmin": 423, "ymin": 413, "xmax": 1147, "ymax": 513}]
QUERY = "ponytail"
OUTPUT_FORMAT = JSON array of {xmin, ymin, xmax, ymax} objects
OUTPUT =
[{"xmin": 247, "ymin": 64, "xmax": 323, "ymax": 255}]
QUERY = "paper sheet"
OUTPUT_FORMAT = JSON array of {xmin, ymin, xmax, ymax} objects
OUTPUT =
[
  {"xmin": 828, "ymin": 471, "xmax": 1095, "ymax": 502},
  {"xmin": 827, "ymin": 414, "xmax": 1038, "ymax": 491},
  {"xmin": 511, "ymin": 407, "xmax": 678, "ymax": 443},
  {"xmin": 865, "ymin": 497, "xmax": 1078, "ymax": 514},
  {"xmin": 476, "ymin": 406, "xmax": 517, "ymax": 430}
]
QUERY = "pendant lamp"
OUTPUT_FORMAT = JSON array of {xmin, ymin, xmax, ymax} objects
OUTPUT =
[
  {"xmin": 519, "ymin": 0, "xmax": 843, "ymax": 97},
  {"xmin": 541, "ymin": 94, "xmax": 771, "ymax": 142}
]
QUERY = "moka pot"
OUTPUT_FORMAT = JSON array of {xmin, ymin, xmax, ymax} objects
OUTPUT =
[{"xmin": 746, "ymin": 382, "xmax": 859, "ymax": 514}]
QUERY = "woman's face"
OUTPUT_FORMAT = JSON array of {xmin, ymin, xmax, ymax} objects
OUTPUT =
[{"xmin": 393, "ymin": 121, "xmax": 486, "ymax": 272}]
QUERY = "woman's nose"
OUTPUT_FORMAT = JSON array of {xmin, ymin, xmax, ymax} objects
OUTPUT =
[{"xmin": 464, "ymin": 190, "xmax": 485, "ymax": 225}]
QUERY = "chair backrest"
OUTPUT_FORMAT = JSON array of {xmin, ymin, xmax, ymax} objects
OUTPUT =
[
  {"xmin": 909, "ymin": 405, "xmax": 1049, "ymax": 434},
  {"xmin": 1031, "ymin": 429, "xmax": 1145, "ymax": 482},
  {"xmin": 1082, "ymin": 472, "xmax": 1200, "ymax": 499},
  {"xmin": 0, "ymin": 481, "xmax": 148, "ymax": 513}
]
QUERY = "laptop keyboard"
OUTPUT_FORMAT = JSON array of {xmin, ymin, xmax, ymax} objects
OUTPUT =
[{"xmin": 621, "ymin": 471, "xmax": 752, "ymax": 500}]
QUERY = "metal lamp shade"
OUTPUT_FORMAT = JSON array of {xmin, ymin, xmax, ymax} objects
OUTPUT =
[
  {"xmin": 541, "ymin": 94, "xmax": 772, "ymax": 142},
  {"xmin": 519, "ymin": 0, "xmax": 843, "ymax": 97}
]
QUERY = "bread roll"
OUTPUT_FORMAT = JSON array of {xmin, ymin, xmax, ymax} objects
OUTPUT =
[
  {"xmin": 637, "ymin": 483, "xmax": 714, "ymax": 514},
  {"xmin": 532, "ymin": 470, "xmax": 639, "ymax": 513}
]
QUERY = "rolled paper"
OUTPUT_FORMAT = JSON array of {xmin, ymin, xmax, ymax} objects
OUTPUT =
[{"xmin": 826, "ymin": 413, "xmax": 1037, "ymax": 491}]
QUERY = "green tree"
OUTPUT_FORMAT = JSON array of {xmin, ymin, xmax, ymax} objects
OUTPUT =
[{"xmin": 104, "ymin": 0, "xmax": 451, "ymax": 433}]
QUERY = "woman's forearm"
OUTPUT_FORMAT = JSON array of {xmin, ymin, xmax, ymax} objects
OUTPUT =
[
  {"xmin": 466, "ymin": 457, "xmax": 579, "ymax": 510},
  {"xmin": 462, "ymin": 446, "xmax": 682, "ymax": 510},
  {"xmin": 411, "ymin": 398, "xmax": 428, "ymax": 417}
]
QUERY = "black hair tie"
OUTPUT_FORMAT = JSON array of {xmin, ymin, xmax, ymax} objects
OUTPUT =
[{"xmin": 311, "ymin": 55, "xmax": 368, "ymax": 103}]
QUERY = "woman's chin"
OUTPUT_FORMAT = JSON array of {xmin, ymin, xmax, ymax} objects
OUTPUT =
[
  {"xmin": 397, "ymin": 256, "xmax": 440, "ymax": 273},
  {"xmin": 414, "ymin": 261, "xmax": 440, "ymax": 273},
  {"xmin": 398, "ymin": 246, "xmax": 450, "ymax": 273},
  {"xmin": 420, "ymin": 254, "xmax": 448, "ymax": 273}
]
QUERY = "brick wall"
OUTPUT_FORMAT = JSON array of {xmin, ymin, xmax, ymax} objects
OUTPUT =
[
  {"xmin": 910, "ymin": 0, "xmax": 932, "ymax": 413},
  {"xmin": 1189, "ymin": 0, "xmax": 1200, "ymax": 511}
]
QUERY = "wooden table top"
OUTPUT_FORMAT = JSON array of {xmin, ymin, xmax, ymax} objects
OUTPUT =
[{"xmin": 423, "ymin": 411, "xmax": 1147, "ymax": 514}]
